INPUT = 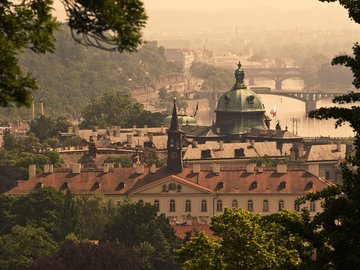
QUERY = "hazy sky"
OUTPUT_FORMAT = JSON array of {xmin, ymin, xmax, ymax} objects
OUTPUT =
[
  {"xmin": 54, "ymin": 0, "xmax": 346, "ymax": 18},
  {"xmin": 143, "ymin": 0, "xmax": 341, "ymax": 11}
]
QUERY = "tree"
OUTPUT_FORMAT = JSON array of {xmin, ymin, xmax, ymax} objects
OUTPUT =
[
  {"xmin": 177, "ymin": 232, "xmax": 224, "ymax": 270},
  {"xmin": 296, "ymin": 2, "xmax": 360, "ymax": 269},
  {"xmin": 11, "ymin": 187, "xmax": 66, "ymax": 240},
  {"xmin": 104, "ymin": 201, "xmax": 179, "ymax": 270},
  {"xmin": 29, "ymin": 242, "xmax": 140, "ymax": 270},
  {"xmin": 0, "ymin": 225, "xmax": 58, "ymax": 270},
  {"xmin": 0, "ymin": 0, "xmax": 147, "ymax": 107},
  {"xmin": 178, "ymin": 208, "xmax": 313, "ymax": 270},
  {"xmin": 80, "ymin": 91, "xmax": 164, "ymax": 128},
  {"xmin": 29, "ymin": 115, "xmax": 70, "ymax": 141}
]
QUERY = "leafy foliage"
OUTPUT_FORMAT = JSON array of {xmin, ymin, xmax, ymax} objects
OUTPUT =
[
  {"xmin": 29, "ymin": 115, "xmax": 71, "ymax": 141},
  {"xmin": 178, "ymin": 208, "xmax": 314, "ymax": 270},
  {"xmin": 63, "ymin": 0, "xmax": 147, "ymax": 52},
  {"xmin": 0, "ymin": 0, "xmax": 148, "ymax": 107},
  {"xmin": 297, "ymin": 1, "xmax": 360, "ymax": 268},
  {"xmin": 104, "ymin": 156, "xmax": 132, "ymax": 168},
  {"xmin": 0, "ymin": 225, "xmax": 58, "ymax": 270},
  {"xmin": 80, "ymin": 91, "xmax": 164, "ymax": 128},
  {"xmin": 104, "ymin": 200, "xmax": 179, "ymax": 270},
  {"xmin": 190, "ymin": 62, "xmax": 233, "ymax": 91},
  {"xmin": 0, "ymin": 0, "xmax": 58, "ymax": 107},
  {"xmin": 29, "ymin": 242, "xmax": 140, "ymax": 270}
]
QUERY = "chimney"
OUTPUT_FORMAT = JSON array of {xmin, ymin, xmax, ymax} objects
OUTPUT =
[
  {"xmin": 336, "ymin": 142, "xmax": 341, "ymax": 152},
  {"xmin": 246, "ymin": 163, "xmax": 255, "ymax": 173},
  {"xmin": 218, "ymin": 141, "xmax": 224, "ymax": 151},
  {"xmin": 136, "ymin": 129, "xmax": 143, "ymax": 137},
  {"xmin": 49, "ymin": 164, "xmax": 54, "ymax": 173},
  {"xmin": 29, "ymin": 164, "xmax": 36, "ymax": 179},
  {"xmin": 150, "ymin": 164, "xmax": 157, "ymax": 173},
  {"xmin": 160, "ymin": 125, "xmax": 165, "ymax": 134},
  {"xmin": 192, "ymin": 141, "xmax": 198, "ymax": 148},
  {"xmin": 212, "ymin": 163, "xmax": 220, "ymax": 174},
  {"xmin": 127, "ymin": 134, "xmax": 133, "ymax": 144},
  {"xmin": 103, "ymin": 163, "xmax": 109, "ymax": 173},
  {"xmin": 144, "ymin": 125, "xmax": 148, "ymax": 130},
  {"xmin": 72, "ymin": 163, "xmax": 81, "ymax": 174},
  {"xmin": 307, "ymin": 163, "xmax": 319, "ymax": 177},
  {"xmin": 297, "ymin": 143, "xmax": 304, "ymax": 158},
  {"xmin": 276, "ymin": 164, "xmax": 288, "ymax": 173},
  {"xmin": 74, "ymin": 126, "xmax": 79, "ymax": 136},
  {"xmin": 67, "ymin": 126, "xmax": 73, "ymax": 134},
  {"xmin": 43, "ymin": 164, "xmax": 50, "ymax": 173},
  {"xmin": 192, "ymin": 164, "xmax": 201, "ymax": 174},
  {"xmin": 136, "ymin": 163, "xmax": 144, "ymax": 174},
  {"xmin": 257, "ymin": 166, "xmax": 263, "ymax": 173}
]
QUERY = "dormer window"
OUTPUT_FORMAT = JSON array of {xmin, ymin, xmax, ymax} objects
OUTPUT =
[
  {"xmin": 247, "ymin": 95, "xmax": 255, "ymax": 104},
  {"xmin": 234, "ymin": 148, "xmax": 245, "ymax": 158},
  {"xmin": 201, "ymin": 149, "xmax": 211, "ymax": 159}
]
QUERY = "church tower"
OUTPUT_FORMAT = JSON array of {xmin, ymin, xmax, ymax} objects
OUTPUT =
[{"xmin": 167, "ymin": 98, "xmax": 183, "ymax": 173}]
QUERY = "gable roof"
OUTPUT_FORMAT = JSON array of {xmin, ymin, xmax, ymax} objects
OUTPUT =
[{"xmin": 130, "ymin": 174, "xmax": 213, "ymax": 195}]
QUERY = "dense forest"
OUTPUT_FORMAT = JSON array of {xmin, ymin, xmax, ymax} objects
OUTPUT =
[{"xmin": 0, "ymin": 25, "xmax": 182, "ymax": 122}]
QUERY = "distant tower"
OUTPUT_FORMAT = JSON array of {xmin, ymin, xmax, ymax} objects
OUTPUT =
[{"xmin": 167, "ymin": 98, "xmax": 183, "ymax": 173}]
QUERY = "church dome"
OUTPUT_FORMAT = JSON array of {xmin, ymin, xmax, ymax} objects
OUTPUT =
[
  {"xmin": 214, "ymin": 62, "xmax": 268, "ymax": 134},
  {"xmin": 215, "ymin": 62, "xmax": 265, "ymax": 113},
  {"xmin": 163, "ymin": 114, "xmax": 197, "ymax": 126}
]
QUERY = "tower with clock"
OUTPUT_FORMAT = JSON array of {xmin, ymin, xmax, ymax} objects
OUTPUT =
[{"xmin": 167, "ymin": 98, "xmax": 183, "ymax": 173}]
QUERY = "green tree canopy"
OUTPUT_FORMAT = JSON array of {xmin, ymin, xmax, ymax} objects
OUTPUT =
[
  {"xmin": 0, "ymin": 225, "xmax": 58, "ymax": 270},
  {"xmin": 29, "ymin": 242, "xmax": 140, "ymax": 270},
  {"xmin": 296, "ymin": 1, "xmax": 360, "ymax": 269},
  {"xmin": 104, "ymin": 201, "xmax": 179, "ymax": 270},
  {"xmin": 0, "ymin": 0, "xmax": 147, "ymax": 107},
  {"xmin": 178, "ymin": 208, "xmax": 314, "ymax": 270},
  {"xmin": 80, "ymin": 91, "xmax": 164, "ymax": 128},
  {"xmin": 29, "ymin": 115, "xmax": 71, "ymax": 141}
]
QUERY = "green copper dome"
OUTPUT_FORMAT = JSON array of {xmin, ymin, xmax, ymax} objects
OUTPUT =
[
  {"xmin": 214, "ymin": 62, "xmax": 268, "ymax": 134},
  {"xmin": 164, "ymin": 114, "xmax": 197, "ymax": 126},
  {"xmin": 216, "ymin": 87, "xmax": 265, "ymax": 112},
  {"xmin": 216, "ymin": 62, "xmax": 265, "ymax": 113}
]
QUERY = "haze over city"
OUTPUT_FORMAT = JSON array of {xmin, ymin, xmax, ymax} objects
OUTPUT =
[{"xmin": 1, "ymin": 1, "xmax": 360, "ymax": 269}]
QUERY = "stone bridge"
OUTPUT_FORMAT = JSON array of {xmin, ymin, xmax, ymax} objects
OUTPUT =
[
  {"xmin": 193, "ymin": 90, "xmax": 348, "ymax": 115},
  {"xmin": 245, "ymin": 67, "xmax": 303, "ymax": 90}
]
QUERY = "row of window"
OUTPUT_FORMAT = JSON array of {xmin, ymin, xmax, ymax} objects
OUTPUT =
[{"xmin": 139, "ymin": 199, "xmax": 316, "ymax": 213}]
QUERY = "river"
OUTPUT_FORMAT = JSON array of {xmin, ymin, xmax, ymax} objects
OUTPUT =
[{"xmin": 196, "ymin": 78, "xmax": 355, "ymax": 138}]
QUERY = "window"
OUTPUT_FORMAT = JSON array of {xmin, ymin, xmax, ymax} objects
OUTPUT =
[
  {"xmin": 232, "ymin": 199, "xmax": 238, "ymax": 208},
  {"xmin": 310, "ymin": 201, "xmax": 316, "ymax": 212},
  {"xmin": 169, "ymin": 200, "xmax": 175, "ymax": 212},
  {"xmin": 278, "ymin": 200, "xmax": 284, "ymax": 211},
  {"xmin": 216, "ymin": 200, "xmax": 223, "ymax": 212},
  {"xmin": 263, "ymin": 200, "xmax": 269, "ymax": 212},
  {"xmin": 294, "ymin": 201, "xmax": 300, "ymax": 212},
  {"xmin": 154, "ymin": 200, "xmax": 160, "ymax": 211},
  {"xmin": 201, "ymin": 200, "xmax": 207, "ymax": 212},
  {"xmin": 247, "ymin": 200, "xmax": 254, "ymax": 212},
  {"xmin": 185, "ymin": 200, "xmax": 191, "ymax": 212},
  {"xmin": 325, "ymin": 171, "xmax": 330, "ymax": 180},
  {"xmin": 138, "ymin": 200, "xmax": 144, "ymax": 206}
]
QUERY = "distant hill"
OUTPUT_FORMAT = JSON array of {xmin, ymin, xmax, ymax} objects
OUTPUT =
[{"xmin": 0, "ymin": 25, "xmax": 182, "ymax": 122}]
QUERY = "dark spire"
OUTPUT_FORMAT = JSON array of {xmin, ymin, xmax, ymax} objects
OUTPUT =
[
  {"xmin": 232, "ymin": 61, "xmax": 246, "ymax": 90},
  {"xmin": 170, "ymin": 97, "xmax": 179, "ymax": 130}
]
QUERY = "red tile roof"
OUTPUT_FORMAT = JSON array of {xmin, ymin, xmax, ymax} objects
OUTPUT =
[
  {"xmin": 172, "ymin": 224, "xmax": 214, "ymax": 239},
  {"xmin": 6, "ymin": 166, "xmax": 328, "ymax": 196}
]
